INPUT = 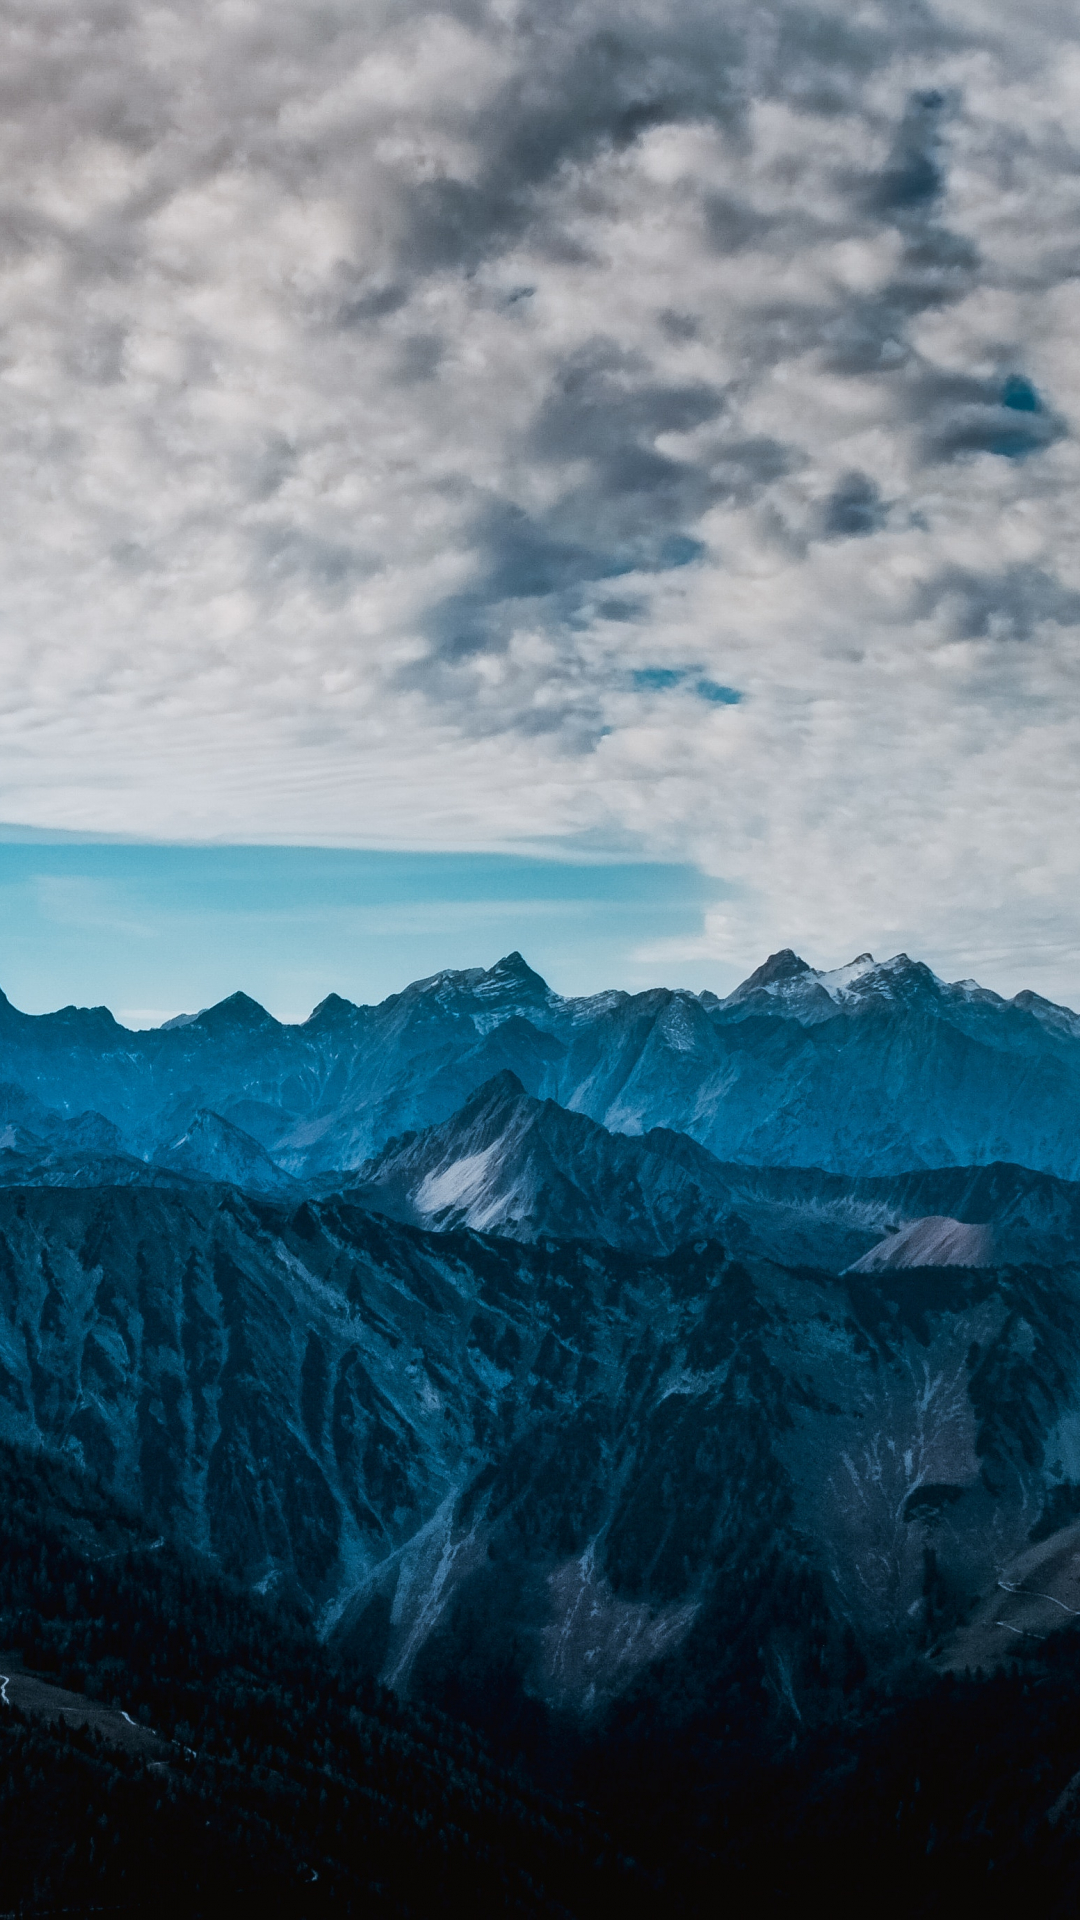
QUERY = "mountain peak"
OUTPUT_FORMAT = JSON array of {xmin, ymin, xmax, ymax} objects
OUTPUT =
[
  {"xmin": 473, "ymin": 953, "xmax": 553, "ymax": 1003},
  {"xmin": 187, "ymin": 992, "xmax": 281, "ymax": 1033},
  {"xmin": 305, "ymin": 992, "xmax": 361, "ymax": 1026},
  {"xmin": 486, "ymin": 951, "xmax": 549, "ymax": 985},
  {"xmin": 737, "ymin": 949, "xmax": 812, "ymax": 992},
  {"xmin": 458, "ymin": 1069, "xmax": 528, "ymax": 1114}
]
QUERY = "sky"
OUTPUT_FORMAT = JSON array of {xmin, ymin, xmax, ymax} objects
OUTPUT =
[
  {"xmin": 1, "ymin": 0, "xmax": 1080, "ymax": 1016},
  {"xmin": 0, "ymin": 834, "xmax": 721, "ymax": 1021}
]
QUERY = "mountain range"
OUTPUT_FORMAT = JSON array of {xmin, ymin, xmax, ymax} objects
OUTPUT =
[
  {"xmin": 4, "ymin": 944, "xmax": 1080, "ymax": 1181},
  {"xmin": 3, "ymin": 944, "xmax": 1080, "ymax": 1739},
  {"xmin": 336, "ymin": 1067, "xmax": 1080, "ymax": 1271}
]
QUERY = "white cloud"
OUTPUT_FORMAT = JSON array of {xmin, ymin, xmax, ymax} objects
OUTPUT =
[{"xmin": 0, "ymin": 1, "xmax": 1079, "ymax": 994}]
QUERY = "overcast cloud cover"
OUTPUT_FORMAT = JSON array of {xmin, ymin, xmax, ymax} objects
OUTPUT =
[{"xmin": 1, "ymin": 0, "xmax": 1080, "ymax": 995}]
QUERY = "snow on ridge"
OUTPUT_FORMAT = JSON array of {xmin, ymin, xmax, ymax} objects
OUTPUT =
[
  {"xmin": 415, "ymin": 1146, "xmax": 501, "ymax": 1215},
  {"xmin": 813, "ymin": 953, "xmax": 879, "ymax": 1002},
  {"xmin": 847, "ymin": 1216, "xmax": 993, "ymax": 1273}
]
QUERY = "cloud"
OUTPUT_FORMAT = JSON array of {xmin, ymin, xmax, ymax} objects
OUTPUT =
[{"xmin": 0, "ymin": 1, "xmax": 1079, "ymax": 993}]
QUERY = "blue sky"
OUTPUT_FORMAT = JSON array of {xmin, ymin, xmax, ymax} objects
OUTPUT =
[{"xmin": 0, "ymin": 835, "xmax": 727, "ymax": 1024}]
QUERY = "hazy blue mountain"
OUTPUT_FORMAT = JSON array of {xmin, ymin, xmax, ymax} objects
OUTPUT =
[
  {"xmin": 4, "ymin": 1178, "xmax": 1080, "ymax": 1718},
  {"xmin": 154, "ymin": 1108, "xmax": 302, "ymax": 1198},
  {"xmin": 4, "ymin": 946, "xmax": 1080, "ymax": 1181},
  {"xmin": 335, "ymin": 1071, "xmax": 1080, "ymax": 1271}
]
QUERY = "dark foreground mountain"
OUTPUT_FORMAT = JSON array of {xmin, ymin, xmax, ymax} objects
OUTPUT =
[
  {"xmin": 8, "ymin": 1438, "xmax": 1080, "ymax": 1915},
  {"xmin": 4, "ymin": 943, "xmax": 1080, "ymax": 1179},
  {"xmin": 340, "ymin": 1070, "xmax": 1080, "ymax": 1269},
  {"xmin": 0, "ymin": 1442, "xmax": 642, "ymax": 1918},
  {"xmin": 6, "ymin": 1178, "xmax": 1080, "ymax": 1731}
]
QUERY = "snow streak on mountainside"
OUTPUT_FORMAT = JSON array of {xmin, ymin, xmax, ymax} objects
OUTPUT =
[
  {"xmin": 3, "ymin": 947, "xmax": 1080, "ymax": 1181},
  {"xmin": 849, "ymin": 1217, "xmax": 994, "ymax": 1274}
]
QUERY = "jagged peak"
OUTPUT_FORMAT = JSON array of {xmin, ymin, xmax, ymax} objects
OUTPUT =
[
  {"xmin": 458, "ymin": 1069, "xmax": 529, "ymax": 1112},
  {"xmin": 186, "ymin": 991, "xmax": 280, "ymax": 1032},
  {"xmin": 741, "ymin": 949, "xmax": 811, "ymax": 990},
  {"xmin": 305, "ymin": 991, "xmax": 361, "ymax": 1025},
  {"xmin": 477, "ymin": 952, "xmax": 552, "ymax": 995}
]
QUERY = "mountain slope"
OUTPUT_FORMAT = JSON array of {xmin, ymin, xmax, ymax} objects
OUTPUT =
[
  {"xmin": 4, "ymin": 1179, "xmax": 1080, "ymax": 1721},
  {"xmin": 336, "ymin": 1070, "xmax": 746, "ymax": 1256},
  {"xmin": 154, "ymin": 1108, "xmax": 301, "ymax": 1197}
]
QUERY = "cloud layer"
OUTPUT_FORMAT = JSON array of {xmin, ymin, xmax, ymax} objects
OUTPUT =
[{"xmin": 1, "ymin": 0, "xmax": 1079, "ymax": 992}]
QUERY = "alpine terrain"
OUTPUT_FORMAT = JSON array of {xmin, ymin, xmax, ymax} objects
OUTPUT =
[{"xmin": 6, "ymin": 948, "xmax": 1080, "ymax": 1911}]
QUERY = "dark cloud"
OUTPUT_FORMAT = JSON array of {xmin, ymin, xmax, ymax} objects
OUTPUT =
[
  {"xmin": 922, "ymin": 371, "xmax": 1064, "ymax": 463},
  {"xmin": 393, "ymin": 4, "xmax": 749, "ymax": 275},
  {"xmin": 915, "ymin": 564, "xmax": 1080, "ymax": 640},
  {"xmin": 823, "ymin": 473, "xmax": 886, "ymax": 538},
  {"xmin": 335, "ymin": 282, "xmax": 410, "ymax": 327},
  {"xmin": 412, "ymin": 336, "xmax": 793, "ymax": 689},
  {"xmin": 529, "ymin": 340, "xmax": 724, "ymax": 467},
  {"xmin": 397, "ymin": 333, "xmax": 445, "ymax": 382},
  {"xmin": 870, "ymin": 89, "xmax": 949, "ymax": 215}
]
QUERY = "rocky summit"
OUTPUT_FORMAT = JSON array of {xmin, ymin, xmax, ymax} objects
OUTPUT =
[{"xmin": 3, "ymin": 947, "xmax": 1080, "ymax": 1737}]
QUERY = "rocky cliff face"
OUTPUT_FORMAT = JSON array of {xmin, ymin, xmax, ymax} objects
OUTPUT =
[
  {"xmin": 4, "ymin": 1177, "xmax": 1080, "ymax": 1720},
  {"xmin": 4, "ymin": 946, "xmax": 1080, "ymax": 1180}
]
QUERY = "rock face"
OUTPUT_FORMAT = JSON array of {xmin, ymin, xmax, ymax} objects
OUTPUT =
[
  {"xmin": 337, "ymin": 1070, "xmax": 750, "ymax": 1257},
  {"xmin": 3, "ymin": 946, "xmax": 1080, "ymax": 1180},
  {"xmin": 4, "ymin": 1179, "xmax": 1080, "ymax": 1720}
]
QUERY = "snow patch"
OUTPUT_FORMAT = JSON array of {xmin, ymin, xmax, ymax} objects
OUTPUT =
[
  {"xmin": 415, "ymin": 1145, "xmax": 500, "ymax": 1214},
  {"xmin": 815, "ymin": 953, "xmax": 879, "ymax": 1002},
  {"xmin": 847, "ymin": 1216, "xmax": 993, "ymax": 1272}
]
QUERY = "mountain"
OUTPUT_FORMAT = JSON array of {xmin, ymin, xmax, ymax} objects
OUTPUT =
[
  {"xmin": 335, "ymin": 1072, "xmax": 1080, "ymax": 1270},
  {"xmin": 4, "ymin": 1176, "xmax": 1080, "ymax": 1726},
  {"xmin": 848, "ymin": 1216, "xmax": 994, "ymax": 1272},
  {"xmin": 154, "ymin": 1108, "xmax": 302, "ymax": 1198},
  {"xmin": 335, "ymin": 1069, "xmax": 753, "ymax": 1256},
  {"xmin": 4, "ymin": 946, "xmax": 1080, "ymax": 1181}
]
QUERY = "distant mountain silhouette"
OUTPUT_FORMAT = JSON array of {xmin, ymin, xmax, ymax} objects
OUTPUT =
[{"xmin": 3, "ymin": 947, "xmax": 1080, "ymax": 1181}]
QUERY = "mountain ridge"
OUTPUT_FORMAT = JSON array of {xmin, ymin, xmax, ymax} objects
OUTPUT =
[
  {"xmin": 4, "ymin": 946, "xmax": 1080, "ymax": 1182},
  {"xmin": 331, "ymin": 1070, "xmax": 1080, "ymax": 1270}
]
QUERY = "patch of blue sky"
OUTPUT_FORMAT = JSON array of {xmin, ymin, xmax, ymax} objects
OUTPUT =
[
  {"xmin": 632, "ymin": 667, "xmax": 684, "ymax": 691},
  {"xmin": 0, "ymin": 837, "xmax": 737, "ymax": 1023},
  {"xmin": 988, "ymin": 375, "xmax": 1054, "ymax": 459},
  {"xmin": 1001, "ymin": 375, "xmax": 1041, "ymax": 413},
  {"xmin": 632, "ymin": 668, "xmax": 742, "ymax": 704}
]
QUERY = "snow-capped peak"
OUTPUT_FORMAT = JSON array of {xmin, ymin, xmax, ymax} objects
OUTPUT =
[{"xmin": 814, "ymin": 953, "xmax": 879, "ymax": 1001}]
